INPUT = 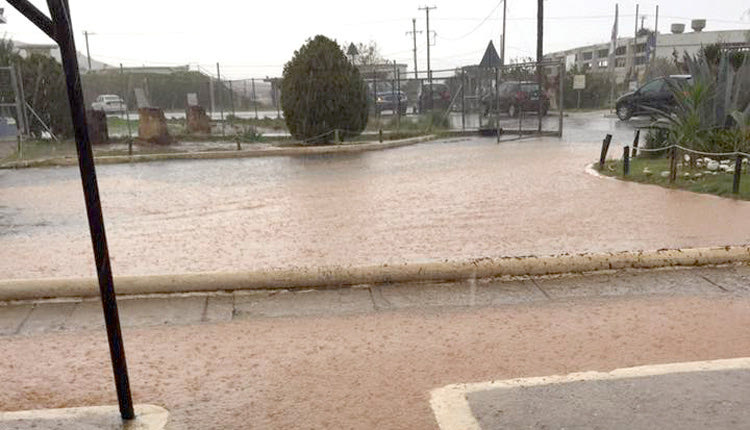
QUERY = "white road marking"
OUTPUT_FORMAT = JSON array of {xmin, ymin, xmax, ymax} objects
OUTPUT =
[{"xmin": 430, "ymin": 357, "xmax": 750, "ymax": 430}]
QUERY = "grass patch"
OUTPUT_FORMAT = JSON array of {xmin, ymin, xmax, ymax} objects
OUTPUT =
[{"xmin": 600, "ymin": 157, "xmax": 750, "ymax": 199}]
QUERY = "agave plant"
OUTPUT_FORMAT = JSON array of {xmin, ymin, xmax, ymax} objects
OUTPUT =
[{"xmin": 650, "ymin": 49, "xmax": 750, "ymax": 153}]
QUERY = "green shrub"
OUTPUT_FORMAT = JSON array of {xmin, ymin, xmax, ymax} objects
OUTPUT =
[{"xmin": 281, "ymin": 35, "xmax": 368, "ymax": 144}]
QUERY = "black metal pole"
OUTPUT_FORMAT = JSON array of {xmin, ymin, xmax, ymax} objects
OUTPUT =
[
  {"xmin": 46, "ymin": 0, "xmax": 134, "ymax": 419},
  {"xmin": 733, "ymin": 154, "xmax": 742, "ymax": 194},
  {"xmin": 623, "ymin": 145, "xmax": 630, "ymax": 175},
  {"xmin": 599, "ymin": 134, "xmax": 612, "ymax": 170}
]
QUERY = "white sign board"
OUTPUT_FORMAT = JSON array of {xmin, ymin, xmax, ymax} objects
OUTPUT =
[
  {"xmin": 134, "ymin": 88, "xmax": 150, "ymax": 108},
  {"xmin": 187, "ymin": 93, "xmax": 199, "ymax": 106},
  {"xmin": 573, "ymin": 75, "xmax": 586, "ymax": 90}
]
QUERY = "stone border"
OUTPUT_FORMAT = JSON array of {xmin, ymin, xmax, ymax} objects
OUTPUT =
[
  {"xmin": 0, "ymin": 135, "xmax": 437, "ymax": 169},
  {"xmin": 1, "ymin": 246, "xmax": 749, "ymax": 301},
  {"xmin": 0, "ymin": 404, "xmax": 169, "ymax": 429},
  {"xmin": 429, "ymin": 357, "xmax": 750, "ymax": 430}
]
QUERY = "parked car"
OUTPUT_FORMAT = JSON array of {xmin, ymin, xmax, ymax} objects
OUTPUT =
[
  {"xmin": 91, "ymin": 94, "xmax": 126, "ymax": 113},
  {"xmin": 417, "ymin": 83, "xmax": 451, "ymax": 113},
  {"xmin": 615, "ymin": 75, "xmax": 692, "ymax": 121},
  {"xmin": 481, "ymin": 81, "xmax": 549, "ymax": 118},
  {"xmin": 374, "ymin": 91, "xmax": 408, "ymax": 115},
  {"xmin": 367, "ymin": 82, "xmax": 408, "ymax": 115}
]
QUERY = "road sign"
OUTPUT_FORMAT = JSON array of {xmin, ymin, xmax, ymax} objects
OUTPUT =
[{"xmin": 573, "ymin": 75, "xmax": 586, "ymax": 90}]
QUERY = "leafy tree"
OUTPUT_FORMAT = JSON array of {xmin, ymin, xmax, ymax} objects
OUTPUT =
[
  {"xmin": 0, "ymin": 38, "xmax": 72, "ymax": 137},
  {"xmin": 281, "ymin": 35, "xmax": 368, "ymax": 144}
]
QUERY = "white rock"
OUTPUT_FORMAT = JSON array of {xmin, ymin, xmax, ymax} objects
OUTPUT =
[
  {"xmin": 707, "ymin": 160, "xmax": 720, "ymax": 171},
  {"xmin": 684, "ymin": 154, "xmax": 691, "ymax": 162},
  {"xmin": 720, "ymin": 159, "xmax": 731, "ymax": 166},
  {"xmin": 643, "ymin": 168, "xmax": 653, "ymax": 177},
  {"xmin": 743, "ymin": 158, "xmax": 748, "ymax": 165},
  {"xmin": 660, "ymin": 171, "xmax": 670, "ymax": 178},
  {"xmin": 683, "ymin": 172, "xmax": 691, "ymax": 177},
  {"xmin": 693, "ymin": 173, "xmax": 703, "ymax": 178}
]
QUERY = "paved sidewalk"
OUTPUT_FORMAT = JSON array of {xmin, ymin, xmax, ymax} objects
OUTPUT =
[{"xmin": 1, "ymin": 264, "xmax": 747, "ymax": 336}]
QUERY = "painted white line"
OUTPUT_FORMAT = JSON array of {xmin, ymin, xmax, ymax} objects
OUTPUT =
[
  {"xmin": 0, "ymin": 404, "xmax": 169, "ymax": 429},
  {"xmin": 430, "ymin": 357, "xmax": 750, "ymax": 430}
]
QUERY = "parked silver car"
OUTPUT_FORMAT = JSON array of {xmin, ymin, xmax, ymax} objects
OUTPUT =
[{"xmin": 91, "ymin": 94, "xmax": 126, "ymax": 113}]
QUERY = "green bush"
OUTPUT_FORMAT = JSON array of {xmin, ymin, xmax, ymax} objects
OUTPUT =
[{"xmin": 281, "ymin": 35, "xmax": 368, "ymax": 144}]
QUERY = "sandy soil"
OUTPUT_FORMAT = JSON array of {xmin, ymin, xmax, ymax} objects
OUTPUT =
[{"xmin": 2, "ymin": 295, "xmax": 750, "ymax": 429}]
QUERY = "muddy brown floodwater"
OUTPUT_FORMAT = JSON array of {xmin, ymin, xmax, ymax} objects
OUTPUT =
[{"xmin": 1, "ymin": 113, "xmax": 749, "ymax": 280}]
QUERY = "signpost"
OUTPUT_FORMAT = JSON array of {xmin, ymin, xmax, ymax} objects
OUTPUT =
[
  {"xmin": 6, "ymin": 0, "xmax": 135, "ymax": 420},
  {"xmin": 573, "ymin": 74, "xmax": 586, "ymax": 109}
]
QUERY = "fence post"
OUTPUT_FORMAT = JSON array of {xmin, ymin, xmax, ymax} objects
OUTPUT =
[
  {"xmin": 669, "ymin": 146, "xmax": 677, "ymax": 183},
  {"xmin": 334, "ymin": 129, "xmax": 339, "ymax": 143},
  {"xmin": 461, "ymin": 71, "xmax": 466, "ymax": 132},
  {"xmin": 632, "ymin": 129, "xmax": 640, "ymax": 158},
  {"xmin": 379, "ymin": 129, "xmax": 383, "ymax": 143},
  {"xmin": 733, "ymin": 154, "xmax": 742, "ymax": 194},
  {"xmin": 623, "ymin": 145, "xmax": 630, "ymax": 175},
  {"xmin": 599, "ymin": 134, "xmax": 612, "ymax": 170}
]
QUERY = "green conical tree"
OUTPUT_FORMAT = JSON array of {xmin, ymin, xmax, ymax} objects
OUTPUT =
[{"xmin": 281, "ymin": 35, "xmax": 368, "ymax": 144}]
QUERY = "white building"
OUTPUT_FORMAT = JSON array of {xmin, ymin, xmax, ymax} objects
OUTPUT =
[{"xmin": 545, "ymin": 20, "xmax": 750, "ymax": 84}]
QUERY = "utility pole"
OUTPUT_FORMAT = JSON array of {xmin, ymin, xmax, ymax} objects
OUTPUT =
[
  {"xmin": 216, "ymin": 62, "xmax": 224, "ymax": 136},
  {"xmin": 501, "ymin": 0, "xmax": 507, "ymax": 66},
  {"xmin": 632, "ymin": 4, "xmax": 639, "ymax": 84},
  {"xmin": 652, "ymin": 5, "xmax": 659, "ymax": 64},
  {"xmin": 406, "ymin": 18, "xmax": 422, "ymax": 79},
  {"xmin": 536, "ymin": 0, "xmax": 543, "ymax": 132},
  {"xmin": 419, "ymin": 5, "xmax": 436, "ymax": 109},
  {"xmin": 83, "ymin": 30, "xmax": 93, "ymax": 72}
]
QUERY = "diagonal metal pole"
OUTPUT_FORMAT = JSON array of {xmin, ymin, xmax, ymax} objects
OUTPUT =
[{"xmin": 41, "ymin": 0, "xmax": 134, "ymax": 420}]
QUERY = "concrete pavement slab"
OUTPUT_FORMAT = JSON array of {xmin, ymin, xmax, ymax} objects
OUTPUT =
[
  {"xmin": 535, "ymin": 268, "xmax": 721, "ymax": 299},
  {"xmin": 65, "ymin": 296, "xmax": 206, "ymax": 331},
  {"xmin": 233, "ymin": 288, "xmax": 374, "ymax": 318},
  {"xmin": 18, "ymin": 302, "xmax": 76, "ymax": 334},
  {"xmin": 376, "ymin": 279, "xmax": 544, "ymax": 310},
  {"xmin": 0, "ymin": 404, "xmax": 168, "ymax": 430},
  {"xmin": 204, "ymin": 294, "xmax": 234, "ymax": 323},
  {"xmin": 696, "ymin": 265, "xmax": 750, "ymax": 293},
  {"xmin": 0, "ymin": 304, "xmax": 32, "ymax": 336}
]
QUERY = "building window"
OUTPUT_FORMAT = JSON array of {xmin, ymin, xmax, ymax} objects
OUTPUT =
[
  {"xmin": 598, "ymin": 48, "xmax": 609, "ymax": 58},
  {"xmin": 615, "ymin": 46, "xmax": 627, "ymax": 56},
  {"xmin": 582, "ymin": 51, "xmax": 593, "ymax": 61},
  {"xmin": 616, "ymin": 58, "xmax": 626, "ymax": 68},
  {"xmin": 636, "ymin": 43, "xmax": 647, "ymax": 54},
  {"xmin": 636, "ymin": 55, "xmax": 648, "ymax": 65},
  {"xmin": 598, "ymin": 59, "xmax": 608, "ymax": 68}
]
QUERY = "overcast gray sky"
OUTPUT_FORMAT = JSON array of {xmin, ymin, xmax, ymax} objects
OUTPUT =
[{"xmin": 2, "ymin": 0, "xmax": 749, "ymax": 79}]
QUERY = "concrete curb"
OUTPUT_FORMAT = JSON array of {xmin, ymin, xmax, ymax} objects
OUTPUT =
[
  {"xmin": 2, "ymin": 246, "xmax": 749, "ymax": 301},
  {"xmin": 0, "ymin": 134, "xmax": 437, "ymax": 169}
]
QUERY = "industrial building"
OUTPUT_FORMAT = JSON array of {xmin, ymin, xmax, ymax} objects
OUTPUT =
[{"xmin": 545, "ymin": 19, "xmax": 750, "ymax": 84}]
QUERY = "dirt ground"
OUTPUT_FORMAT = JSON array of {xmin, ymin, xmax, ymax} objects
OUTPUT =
[{"xmin": 2, "ymin": 294, "xmax": 750, "ymax": 429}]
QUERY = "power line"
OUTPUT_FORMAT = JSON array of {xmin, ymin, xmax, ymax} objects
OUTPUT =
[{"xmin": 440, "ymin": 1, "xmax": 504, "ymax": 41}]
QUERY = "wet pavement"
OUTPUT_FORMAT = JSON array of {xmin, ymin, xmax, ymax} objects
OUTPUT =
[
  {"xmin": 0, "ymin": 111, "xmax": 736, "ymax": 280},
  {"xmin": 2, "ymin": 265, "xmax": 750, "ymax": 429}
]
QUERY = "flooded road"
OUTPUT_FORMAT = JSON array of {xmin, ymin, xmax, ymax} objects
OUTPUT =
[{"xmin": 1, "ymin": 112, "xmax": 745, "ymax": 280}]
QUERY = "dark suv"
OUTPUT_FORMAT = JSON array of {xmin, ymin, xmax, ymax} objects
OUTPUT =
[
  {"xmin": 615, "ymin": 75, "xmax": 692, "ymax": 120},
  {"xmin": 481, "ymin": 81, "xmax": 549, "ymax": 117},
  {"xmin": 368, "ymin": 82, "xmax": 407, "ymax": 115}
]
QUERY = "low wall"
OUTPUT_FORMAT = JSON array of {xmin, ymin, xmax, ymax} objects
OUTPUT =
[{"xmin": 1, "ymin": 246, "xmax": 749, "ymax": 301}]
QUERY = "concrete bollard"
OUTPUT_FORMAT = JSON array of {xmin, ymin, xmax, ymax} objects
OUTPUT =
[
  {"xmin": 86, "ymin": 109, "xmax": 109, "ymax": 145},
  {"xmin": 138, "ymin": 107, "xmax": 172, "ymax": 145},
  {"xmin": 185, "ymin": 105, "xmax": 211, "ymax": 134}
]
